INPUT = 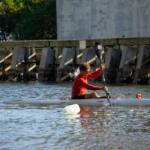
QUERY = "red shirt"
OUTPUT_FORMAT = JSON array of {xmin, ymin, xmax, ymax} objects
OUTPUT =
[{"xmin": 72, "ymin": 67, "xmax": 104, "ymax": 97}]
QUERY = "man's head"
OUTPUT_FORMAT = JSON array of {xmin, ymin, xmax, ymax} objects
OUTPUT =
[
  {"xmin": 95, "ymin": 42, "xmax": 103, "ymax": 50},
  {"xmin": 79, "ymin": 63, "xmax": 91, "ymax": 74}
]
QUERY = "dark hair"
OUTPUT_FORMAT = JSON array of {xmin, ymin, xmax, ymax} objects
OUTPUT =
[
  {"xmin": 95, "ymin": 42, "xmax": 102, "ymax": 46},
  {"xmin": 95, "ymin": 42, "xmax": 100, "ymax": 46},
  {"xmin": 79, "ymin": 63, "xmax": 90, "ymax": 71}
]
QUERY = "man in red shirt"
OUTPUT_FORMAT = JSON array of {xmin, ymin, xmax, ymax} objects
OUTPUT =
[{"xmin": 72, "ymin": 63, "xmax": 108, "ymax": 99}]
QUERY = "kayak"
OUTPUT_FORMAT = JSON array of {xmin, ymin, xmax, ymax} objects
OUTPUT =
[{"xmin": 5, "ymin": 98, "xmax": 150, "ymax": 107}]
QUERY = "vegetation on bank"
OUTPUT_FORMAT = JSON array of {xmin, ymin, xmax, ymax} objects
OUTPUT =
[{"xmin": 0, "ymin": 0, "xmax": 56, "ymax": 40}]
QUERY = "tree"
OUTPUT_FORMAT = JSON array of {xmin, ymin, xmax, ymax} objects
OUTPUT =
[{"xmin": 0, "ymin": 0, "xmax": 56, "ymax": 40}]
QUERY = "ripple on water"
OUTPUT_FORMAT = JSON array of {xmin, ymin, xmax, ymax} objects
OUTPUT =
[{"xmin": 0, "ymin": 83, "xmax": 149, "ymax": 150}]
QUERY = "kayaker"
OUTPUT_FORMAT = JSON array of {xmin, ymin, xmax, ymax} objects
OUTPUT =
[{"xmin": 72, "ymin": 63, "xmax": 108, "ymax": 99}]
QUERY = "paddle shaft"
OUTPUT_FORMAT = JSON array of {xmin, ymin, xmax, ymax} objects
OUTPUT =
[
  {"xmin": 104, "ymin": 89, "xmax": 111, "ymax": 106},
  {"xmin": 95, "ymin": 44, "xmax": 111, "ymax": 106}
]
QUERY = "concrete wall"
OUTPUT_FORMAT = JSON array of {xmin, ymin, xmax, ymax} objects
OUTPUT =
[{"xmin": 57, "ymin": 0, "xmax": 150, "ymax": 40}]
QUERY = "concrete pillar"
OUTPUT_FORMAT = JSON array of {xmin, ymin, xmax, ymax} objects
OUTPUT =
[
  {"xmin": 39, "ymin": 47, "xmax": 55, "ymax": 69},
  {"xmin": 0, "ymin": 49, "xmax": 5, "ymax": 60},
  {"xmin": 133, "ymin": 45, "xmax": 145, "ymax": 83},
  {"xmin": 79, "ymin": 40, "xmax": 86, "ymax": 50},
  {"xmin": 116, "ymin": 45, "xmax": 137, "ymax": 83},
  {"xmin": 57, "ymin": 47, "xmax": 76, "ymax": 82},
  {"xmin": 55, "ymin": 47, "xmax": 63, "ymax": 65},
  {"xmin": 119, "ymin": 46, "xmax": 128, "ymax": 69},
  {"xmin": 59, "ymin": 47, "xmax": 76, "ymax": 69},
  {"xmin": 9, "ymin": 47, "xmax": 28, "ymax": 81},
  {"xmin": 0, "ymin": 49, "xmax": 5, "ymax": 78},
  {"xmin": 116, "ymin": 46, "xmax": 128, "ymax": 82},
  {"xmin": 39, "ymin": 47, "xmax": 55, "ymax": 81},
  {"xmin": 76, "ymin": 40, "xmax": 87, "ymax": 65},
  {"xmin": 105, "ymin": 47, "xmax": 112, "ymax": 69},
  {"xmin": 11, "ymin": 47, "xmax": 27, "ymax": 70},
  {"xmin": 81, "ymin": 47, "xmax": 97, "ymax": 64}
]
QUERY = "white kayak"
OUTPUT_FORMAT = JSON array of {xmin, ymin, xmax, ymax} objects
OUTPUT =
[
  {"xmin": 5, "ymin": 98, "xmax": 150, "ymax": 107},
  {"xmin": 68, "ymin": 98, "xmax": 150, "ymax": 106}
]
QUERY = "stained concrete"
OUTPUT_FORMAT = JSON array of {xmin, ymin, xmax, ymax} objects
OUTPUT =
[
  {"xmin": 59, "ymin": 48, "xmax": 76, "ymax": 69},
  {"xmin": 57, "ymin": 0, "xmax": 150, "ymax": 39},
  {"xmin": 0, "ymin": 49, "xmax": 5, "ymax": 60},
  {"xmin": 81, "ymin": 48, "xmax": 97, "ymax": 64},
  {"xmin": 39, "ymin": 48, "xmax": 55, "ymax": 69},
  {"xmin": 11, "ymin": 47, "xmax": 27, "ymax": 70}
]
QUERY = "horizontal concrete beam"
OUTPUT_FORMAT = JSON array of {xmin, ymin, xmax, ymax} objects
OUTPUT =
[
  {"xmin": 1, "ymin": 37, "xmax": 150, "ymax": 48},
  {"xmin": 119, "ymin": 38, "xmax": 150, "ymax": 45},
  {"xmin": 0, "ymin": 40, "xmax": 50, "ymax": 48}
]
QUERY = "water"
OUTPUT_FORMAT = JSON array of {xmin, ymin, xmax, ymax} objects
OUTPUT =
[{"xmin": 0, "ymin": 82, "xmax": 150, "ymax": 150}]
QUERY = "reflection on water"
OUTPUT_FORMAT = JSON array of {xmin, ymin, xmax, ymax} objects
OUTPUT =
[{"xmin": 0, "ymin": 82, "xmax": 150, "ymax": 150}]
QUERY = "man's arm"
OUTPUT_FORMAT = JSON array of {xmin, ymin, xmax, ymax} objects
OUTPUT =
[
  {"xmin": 80, "ymin": 78, "xmax": 103, "ymax": 90},
  {"xmin": 87, "ymin": 65, "xmax": 105, "ymax": 79}
]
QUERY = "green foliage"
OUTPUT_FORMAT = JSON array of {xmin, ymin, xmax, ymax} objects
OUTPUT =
[{"xmin": 0, "ymin": 0, "xmax": 56, "ymax": 40}]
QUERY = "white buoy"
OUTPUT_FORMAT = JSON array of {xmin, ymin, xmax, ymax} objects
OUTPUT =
[{"xmin": 63, "ymin": 104, "xmax": 80, "ymax": 115}]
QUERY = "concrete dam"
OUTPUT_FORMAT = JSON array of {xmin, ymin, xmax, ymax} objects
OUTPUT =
[
  {"xmin": 0, "ymin": 1, "xmax": 150, "ymax": 83},
  {"xmin": 55, "ymin": 0, "xmax": 150, "ymax": 84},
  {"xmin": 57, "ymin": 0, "xmax": 150, "ymax": 39},
  {"xmin": 0, "ymin": 39, "xmax": 149, "ymax": 84}
]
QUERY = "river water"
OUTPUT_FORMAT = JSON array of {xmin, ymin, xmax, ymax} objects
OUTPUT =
[{"xmin": 0, "ymin": 82, "xmax": 150, "ymax": 150}]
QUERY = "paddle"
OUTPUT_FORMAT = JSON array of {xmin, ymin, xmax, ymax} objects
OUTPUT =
[
  {"xmin": 104, "ymin": 89, "xmax": 111, "ymax": 106},
  {"xmin": 95, "ymin": 42, "xmax": 111, "ymax": 106}
]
